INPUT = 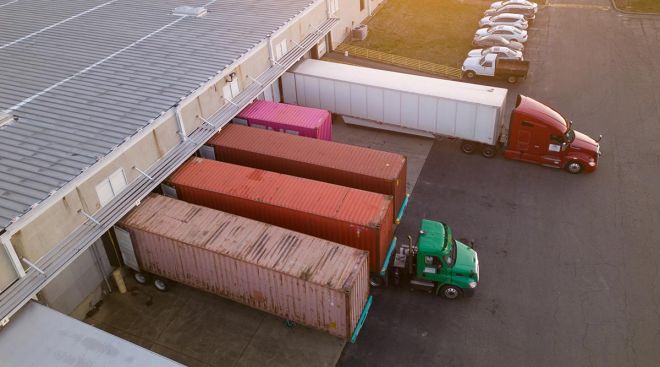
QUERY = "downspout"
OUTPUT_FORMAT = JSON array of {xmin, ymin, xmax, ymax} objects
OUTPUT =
[
  {"xmin": 174, "ymin": 105, "xmax": 187, "ymax": 142},
  {"xmin": 267, "ymin": 36, "xmax": 276, "ymax": 66}
]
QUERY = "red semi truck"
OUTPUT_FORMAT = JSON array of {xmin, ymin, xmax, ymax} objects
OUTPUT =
[
  {"xmin": 283, "ymin": 60, "xmax": 602, "ymax": 174},
  {"xmin": 462, "ymin": 95, "xmax": 602, "ymax": 174}
]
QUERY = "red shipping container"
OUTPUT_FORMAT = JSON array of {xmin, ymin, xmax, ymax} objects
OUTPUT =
[
  {"xmin": 207, "ymin": 124, "xmax": 407, "ymax": 221},
  {"xmin": 165, "ymin": 157, "xmax": 394, "ymax": 272},
  {"xmin": 233, "ymin": 100, "xmax": 332, "ymax": 140},
  {"xmin": 117, "ymin": 194, "xmax": 370, "ymax": 339}
]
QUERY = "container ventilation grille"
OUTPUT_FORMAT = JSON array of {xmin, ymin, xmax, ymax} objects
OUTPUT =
[{"xmin": 172, "ymin": 5, "xmax": 207, "ymax": 17}]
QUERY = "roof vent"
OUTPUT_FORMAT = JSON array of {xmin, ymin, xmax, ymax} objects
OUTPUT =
[
  {"xmin": 172, "ymin": 5, "xmax": 207, "ymax": 17},
  {"xmin": 0, "ymin": 112, "xmax": 16, "ymax": 128}
]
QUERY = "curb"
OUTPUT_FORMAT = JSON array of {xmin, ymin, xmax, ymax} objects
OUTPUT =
[{"xmin": 609, "ymin": 0, "xmax": 660, "ymax": 15}]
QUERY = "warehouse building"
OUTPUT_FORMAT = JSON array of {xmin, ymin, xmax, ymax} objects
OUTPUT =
[{"xmin": 0, "ymin": 0, "xmax": 383, "ymax": 362}]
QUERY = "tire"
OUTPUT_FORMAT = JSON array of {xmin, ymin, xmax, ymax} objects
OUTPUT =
[
  {"xmin": 465, "ymin": 70, "xmax": 476, "ymax": 79},
  {"xmin": 153, "ymin": 278, "xmax": 169, "ymax": 292},
  {"xmin": 134, "ymin": 272, "xmax": 149, "ymax": 285},
  {"xmin": 460, "ymin": 141, "xmax": 477, "ymax": 155},
  {"xmin": 481, "ymin": 145, "xmax": 497, "ymax": 158},
  {"xmin": 565, "ymin": 161, "xmax": 583, "ymax": 174},
  {"xmin": 440, "ymin": 285, "xmax": 462, "ymax": 300},
  {"xmin": 507, "ymin": 75, "xmax": 517, "ymax": 84},
  {"xmin": 284, "ymin": 320, "xmax": 296, "ymax": 328}
]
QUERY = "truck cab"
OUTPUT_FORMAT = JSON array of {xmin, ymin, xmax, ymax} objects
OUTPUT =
[
  {"xmin": 462, "ymin": 53, "xmax": 529, "ymax": 83},
  {"xmin": 412, "ymin": 220, "xmax": 479, "ymax": 299},
  {"xmin": 504, "ymin": 95, "xmax": 601, "ymax": 173}
]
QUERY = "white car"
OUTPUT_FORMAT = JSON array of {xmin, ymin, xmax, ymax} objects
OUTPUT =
[
  {"xmin": 467, "ymin": 46, "xmax": 523, "ymax": 60},
  {"xmin": 472, "ymin": 34, "xmax": 524, "ymax": 51},
  {"xmin": 485, "ymin": 4, "xmax": 537, "ymax": 20},
  {"xmin": 479, "ymin": 13, "xmax": 528, "ymax": 30},
  {"xmin": 490, "ymin": 0, "xmax": 538, "ymax": 12},
  {"xmin": 474, "ymin": 25, "xmax": 528, "ymax": 43}
]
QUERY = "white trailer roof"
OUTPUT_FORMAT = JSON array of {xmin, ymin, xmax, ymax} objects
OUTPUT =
[
  {"xmin": 0, "ymin": 302, "xmax": 183, "ymax": 367},
  {"xmin": 289, "ymin": 59, "xmax": 508, "ymax": 108}
]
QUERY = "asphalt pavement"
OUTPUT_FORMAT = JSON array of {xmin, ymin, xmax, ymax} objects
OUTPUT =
[{"xmin": 338, "ymin": 1, "xmax": 660, "ymax": 366}]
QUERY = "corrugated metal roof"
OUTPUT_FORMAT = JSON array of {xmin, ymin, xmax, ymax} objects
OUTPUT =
[
  {"xmin": 0, "ymin": 301, "xmax": 184, "ymax": 366},
  {"xmin": 0, "ymin": 0, "xmax": 317, "ymax": 229}
]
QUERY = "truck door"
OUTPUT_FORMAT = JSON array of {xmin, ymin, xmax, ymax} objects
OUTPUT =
[
  {"xmin": 479, "ymin": 57, "xmax": 495, "ymax": 77},
  {"xmin": 538, "ymin": 133, "xmax": 565, "ymax": 168},
  {"xmin": 419, "ymin": 255, "xmax": 452, "ymax": 284}
]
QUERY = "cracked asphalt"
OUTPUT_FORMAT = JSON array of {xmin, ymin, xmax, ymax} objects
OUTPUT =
[{"xmin": 338, "ymin": 1, "xmax": 660, "ymax": 366}]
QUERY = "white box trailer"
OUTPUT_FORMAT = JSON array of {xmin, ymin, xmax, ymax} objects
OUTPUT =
[{"xmin": 282, "ymin": 59, "xmax": 508, "ymax": 146}]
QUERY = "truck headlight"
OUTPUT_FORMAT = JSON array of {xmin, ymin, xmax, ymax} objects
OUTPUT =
[{"xmin": 469, "ymin": 281, "xmax": 477, "ymax": 289}]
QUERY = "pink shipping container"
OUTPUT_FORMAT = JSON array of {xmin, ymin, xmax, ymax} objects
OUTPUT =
[
  {"xmin": 233, "ymin": 100, "xmax": 332, "ymax": 140},
  {"xmin": 116, "ymin": 194, "xmax": 370, "ymax": 339},
  {"xmin": 164, "ymin": 158, "xmax": 394, "ymax": 272}
]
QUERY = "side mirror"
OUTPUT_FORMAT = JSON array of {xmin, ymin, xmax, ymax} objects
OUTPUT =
[
  {"xmin": 596, "ymin": 134, "xmax": 603, "ymax": 142},
  {"xmin": 561, "ymin": 142, "xmax": 569, "ymax": 152}
]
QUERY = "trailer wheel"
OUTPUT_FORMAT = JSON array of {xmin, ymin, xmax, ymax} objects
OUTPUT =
[
  {"xmin": 481, "ymin": 145, "xmax": 497, "ymax": 158},
  {"xmin": 369, "ymin": 275, "xmax": 384, "ymax": 288},
  {"xmin": 134, "ymin": 272, "xmax": 149, "ymax": 285},
  {"xmin": 460, "ymin": 141, "xmax": 477, "ymax": 155},
  {"xmin": 565, "ymin": 161, "xmax": 583, "ymax": 174},
  {"xmin": 440, "ymin": 285, "xmax": 462, "ymax": 300},
  {"xmin": 285, "ymin": 320, "xmax": 296, "ymax": 328},
  {"xmin": 465, "ymin": 71, "xmax": 476, "ymax": 79},
  {"xmin": 507, "ymin": 75, "xmax": 518, "ymax": 84},
  {"xmin": 153, "ymin": 278, "xmax": 169, "ymax": 292}
]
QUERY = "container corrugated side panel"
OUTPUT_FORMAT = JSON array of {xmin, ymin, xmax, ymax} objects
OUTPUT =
[
  {"xmin": 167, "ymin": 158, "xmax": 393, "ymax": 271},
  {"xmin": 236, "ymin": 100, "xmax": 332, "ymax": 140},
  {"xmin": 209, "ymin": 124, "xmax": 406, "ymax": 219},
  {"xmin": 119, "ymin": 195, "xmax": 369, "ymax": 339}
]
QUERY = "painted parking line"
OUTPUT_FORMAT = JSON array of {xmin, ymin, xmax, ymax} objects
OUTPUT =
[{"xmin": 545, "ymin": 3, "xmax": 610, "ymax": 10}]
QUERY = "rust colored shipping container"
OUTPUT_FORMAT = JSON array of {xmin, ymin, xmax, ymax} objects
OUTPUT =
[
  {"xmin": 207, "ymin": 123, "xmax": 407, "ymax": 221},
  {"xmin": 117, "ymin": 194, "xmax": 370, "ymax": 339},
  {"xmin": 165, "ymin": 157, "xmax": 394, "ymax": 272}
]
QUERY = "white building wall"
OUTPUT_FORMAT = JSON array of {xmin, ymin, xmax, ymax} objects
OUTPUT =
[{"xmin": 39, "ymin": 239, "xmax": 111, "ymax": 319}]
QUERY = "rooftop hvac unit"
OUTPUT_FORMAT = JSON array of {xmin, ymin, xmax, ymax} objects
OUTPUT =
[{"xmin": 352, "ymin": 25, "xmax": 368, "ymax": 41}]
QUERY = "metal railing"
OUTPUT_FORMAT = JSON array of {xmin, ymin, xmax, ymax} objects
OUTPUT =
[
  {"xmin": 335, "ymin": 43, "xmax": 463, "ymax": 79},
  {"xmin": 0, "ymin": 18, "xmax": 339, "ymax": 325}
]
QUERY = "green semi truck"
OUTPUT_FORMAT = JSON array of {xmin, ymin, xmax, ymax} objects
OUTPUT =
[{"xmin": 384, "ymin": 219, "xmax": 480, "ymax": 299}]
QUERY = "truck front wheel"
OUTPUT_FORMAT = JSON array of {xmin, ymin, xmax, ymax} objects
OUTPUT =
[
  {"xmin": 440, "ymin": 285, "xmax": 462, "ymax": 300},
  {"xmin": 465, "ymin": 71, "xmax": 476, "ymax": 79},
  {"xmin": 460, "ymin": 141, "xmax": 477, "ymax": 155},
  {"xmin": 565, "ymin": 161, "xmax": 583, "ymax": 174}
]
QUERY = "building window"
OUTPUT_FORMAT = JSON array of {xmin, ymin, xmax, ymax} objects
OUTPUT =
[
  {"xmin": 360, "ymin": 0, "xmax": 366, "ymax": 11},
  {"xmin": 96, "ymin": 169, "xmax": 127, "ymax": 207}
]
